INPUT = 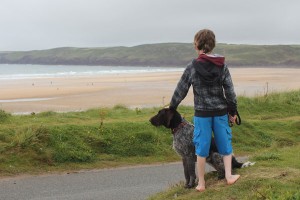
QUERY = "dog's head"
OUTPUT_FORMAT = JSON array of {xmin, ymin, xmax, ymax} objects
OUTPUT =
[{"xmin": 149, "ymin": 108, "xmax": 176, "ymax": 128}]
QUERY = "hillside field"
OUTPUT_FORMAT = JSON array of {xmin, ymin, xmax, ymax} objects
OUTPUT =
[{"xmin": 1, "ymin": 43, "xmax": 300, "ymax": 67}]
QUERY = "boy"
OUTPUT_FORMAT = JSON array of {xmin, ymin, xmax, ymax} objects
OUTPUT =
[{"xmin": 169, "ymin": 29, "xmax": 240, "ymax": 191}]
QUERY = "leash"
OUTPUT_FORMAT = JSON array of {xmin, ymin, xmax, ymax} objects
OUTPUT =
[{"xmin": 229, "ymin": 111, "xmax": 241, "ymax": 127}]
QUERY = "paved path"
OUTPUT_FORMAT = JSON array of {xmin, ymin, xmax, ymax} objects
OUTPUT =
[{"xmin": 0, "ymin": 162, "xmax": 216, "ymax": 200}]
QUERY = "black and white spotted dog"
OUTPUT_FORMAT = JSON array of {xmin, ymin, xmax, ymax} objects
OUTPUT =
[{"xmin": 149, "ymin": 108, "xmax": 254, "ymax": 188}]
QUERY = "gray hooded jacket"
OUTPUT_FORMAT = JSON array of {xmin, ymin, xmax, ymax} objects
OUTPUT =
[{"xmin": 170, "ymin": 54, "xmax": 237, "ymax": 117}]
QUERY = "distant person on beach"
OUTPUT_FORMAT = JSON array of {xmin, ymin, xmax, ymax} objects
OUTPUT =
[{"xmin": 169, "ymin": 29, "xmax": 240, "ymax": 191}]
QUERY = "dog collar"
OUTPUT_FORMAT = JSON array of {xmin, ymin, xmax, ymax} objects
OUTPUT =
[{"xmin": 172, "ymin": 121, "xmax": 188, "ymax": 134}]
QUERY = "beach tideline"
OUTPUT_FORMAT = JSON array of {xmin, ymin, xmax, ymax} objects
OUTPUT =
[{"xmin": 0, "ymin": 68, "xmax": 299, "ymax": 114}]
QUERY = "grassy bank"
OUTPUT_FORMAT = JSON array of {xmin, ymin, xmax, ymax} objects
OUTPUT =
[
  {"xmin": 149, "ymin": 145, "xmax": 300, "ymax": 200},
  {"xmin": 149, "ymin": 90, "xmax": 300, "ymax": 200},
  {"xmin": 0, "ymin": 91, "xmax": 299, "ymax": 199},
  {"xmin": 0, "ymin": 105, "xmax": 181, "ymax": 176}
]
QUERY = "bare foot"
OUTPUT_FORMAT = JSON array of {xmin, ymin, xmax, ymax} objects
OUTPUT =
[
  {"xmin": 195, "ymin": 185, "xmax": 206, "ymax": 192},
  {"xmin": 227, "ymin": 174, "xmax": 240, "ymax": 185}
]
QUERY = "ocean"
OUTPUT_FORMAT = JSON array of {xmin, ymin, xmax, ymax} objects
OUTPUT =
[{"xmin": 0, "ymin": 64, "xmax": 184, "ymax": 80}]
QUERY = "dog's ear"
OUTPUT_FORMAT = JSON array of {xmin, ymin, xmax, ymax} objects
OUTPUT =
[{"xmin": 165, "ymin": 109, "xmax": 175, "ymax": 128}]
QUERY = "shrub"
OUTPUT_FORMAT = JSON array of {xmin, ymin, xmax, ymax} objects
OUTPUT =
[
  {"xmin": 50, "ymin": 126, "xmax": 96, "ymax": 163},
  {"xmin": 0, "ymin": 109, "xmax": 11, "ymax": 122},
  {"xmin": 37, "ymin": 111, "xmax": 57, "ymax": 117},
  {"xmin": 53, "ymin": 141, "xmax": 95, "ymax": 163},
  {"xmin": 99, "ymin": 122, "xmax": 172, "ymax": 157}
]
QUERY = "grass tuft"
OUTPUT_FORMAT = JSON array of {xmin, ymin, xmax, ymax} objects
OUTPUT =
[
  {"xmin": 0, "ymin": 109, "xmax": 11, "ymax": 122},
  {"xmin": 254, "ymin": 152, "xmax": 281, "ymax": 161}
]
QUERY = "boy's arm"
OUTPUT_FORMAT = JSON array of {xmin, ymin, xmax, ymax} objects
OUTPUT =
[
  {"xmin": 169, "ymin": 66, "xmax": 192, "ymax": 110},
  {"xmin": 222, "ymin": 66, "xmax": 237, "ymax": 116}
]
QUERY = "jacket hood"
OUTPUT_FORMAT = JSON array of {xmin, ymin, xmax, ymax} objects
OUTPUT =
[
  {"xmin": 193, "ymin": 54, "xmax": 225, "ymax": 85},
  {"xmin": 196, "ymin": 53, "xmax": 225, "ymax": 67}
]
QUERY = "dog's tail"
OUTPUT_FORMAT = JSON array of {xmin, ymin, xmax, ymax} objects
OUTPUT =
[
  {"xmin": 241, "ymin": 161, "xmax": 256, "ymax": 168},
  {"xmin": 232, "ymin": 156, "xmax": 255, "ymax": 169}
]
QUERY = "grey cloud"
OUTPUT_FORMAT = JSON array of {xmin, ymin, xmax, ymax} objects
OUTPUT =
[{"xmin": 0, "ymin": 0, "xmax": 299, "ymax": 51}]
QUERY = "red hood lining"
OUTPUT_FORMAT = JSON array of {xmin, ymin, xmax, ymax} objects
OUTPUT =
[{"xmin": 196, "ymin": 53, "xmax": 225, "ymax": 67}]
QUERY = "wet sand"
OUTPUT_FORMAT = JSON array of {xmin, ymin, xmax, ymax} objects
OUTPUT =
[{"xmin": 0, "ymin": 68, "xmax": 299, "ymax": 114}]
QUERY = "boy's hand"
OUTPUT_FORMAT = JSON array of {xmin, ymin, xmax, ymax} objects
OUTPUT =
[{"xmin": 229, "ymin": 115, "xmax": 237, "ymax": 124}]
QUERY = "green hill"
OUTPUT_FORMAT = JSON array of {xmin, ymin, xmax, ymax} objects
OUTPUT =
[{"xmin": 1, "ymin": 43, "xmax": 300, "ymax": 67}]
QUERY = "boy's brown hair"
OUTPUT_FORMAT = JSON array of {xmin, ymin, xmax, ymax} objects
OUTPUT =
[{"xmin": 194, "ymin": 29, "xmax": 216, "ymax": 53}]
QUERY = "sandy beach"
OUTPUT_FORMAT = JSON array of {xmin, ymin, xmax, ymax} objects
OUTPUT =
[{"xmin": 0, "ymin": 68, "xmax": 299, "ymax": 114}]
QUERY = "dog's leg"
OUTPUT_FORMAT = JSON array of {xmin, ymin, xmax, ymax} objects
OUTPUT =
[
  {"xmin": 186, "ymin": 156, "xmax": 196, "ymax": 188},
  {"xmin": 232, "ymin": 156, "xmax": 256, "ymax": 168},
  {"xmin": 232, "ymin": 156, "xmax": 243, "ymax": 169},
  {"xmin": 182, "ymin": 157, "xmax": 190, "ymax": 188},
  {"xmin": 210, "ymin": 152, "xmax": 226, "ymax": 179}
]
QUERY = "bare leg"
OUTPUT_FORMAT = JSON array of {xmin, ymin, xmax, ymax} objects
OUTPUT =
[
  {"xmin": 223, "ymin": 154, "xmax": 240, "ymax": 185},
  {"xmin": 195, "ymin": 156, "xmax": 206, "ymax": 192}
]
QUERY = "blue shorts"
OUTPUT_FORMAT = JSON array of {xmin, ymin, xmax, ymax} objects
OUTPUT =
[{"xmin": 193, "ymin": 115, "xmax": 233, "ymax": 157}]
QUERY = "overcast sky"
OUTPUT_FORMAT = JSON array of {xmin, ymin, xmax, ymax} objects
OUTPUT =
[{"xmin": 1, "ymin": 0, "xmax": 299, "ymax": 51}]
